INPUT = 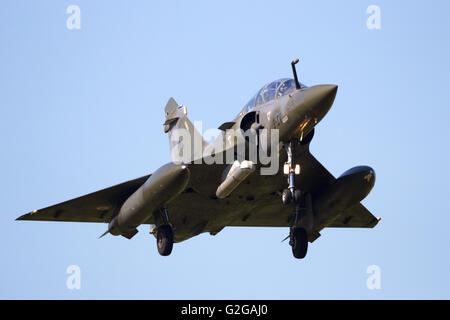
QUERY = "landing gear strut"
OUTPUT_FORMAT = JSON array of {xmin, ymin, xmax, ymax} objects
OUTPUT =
[
  {"xmin": 282, "ymin": 141, "xmax": 301, "ymax": 204},
  {"xmin": 154, "ymin": 207, "xmax": 174, "ymax": 256},
  {"xmin": 282, "ymin": 140, "xmax": 309, "ymax": 259}
]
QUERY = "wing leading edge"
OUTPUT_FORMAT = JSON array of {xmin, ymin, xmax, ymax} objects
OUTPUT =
[{"xmin": 16, "ymin": 174, "xmax": 150, "ymax": 223}]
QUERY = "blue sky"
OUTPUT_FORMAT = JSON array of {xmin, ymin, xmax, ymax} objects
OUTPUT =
[{"xmin": 1, "ymin": 0, "xmax": 449, "ymax": 299}]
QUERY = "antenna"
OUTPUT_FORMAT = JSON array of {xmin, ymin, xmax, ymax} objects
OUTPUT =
[{"xmin": 291, "ymin": 58, "xmax": 301, "ymax": 90}]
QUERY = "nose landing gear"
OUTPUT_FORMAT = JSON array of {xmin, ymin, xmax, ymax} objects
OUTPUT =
[
  {"xmin": 282, "ymin": 141, "xmax": 301, "ymax": 205},
  {"xmin": 282, "ymin": 140, "xmax": 309, "ymax": 259},
  {"xmin": 290, "ymin": 227, "xmax": 308, "ymax": 259}
]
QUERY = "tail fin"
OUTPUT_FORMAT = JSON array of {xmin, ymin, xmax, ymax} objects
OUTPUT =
[{"xmin": 164, "ymin": 98, "xmax": 205, "ymax": 163}]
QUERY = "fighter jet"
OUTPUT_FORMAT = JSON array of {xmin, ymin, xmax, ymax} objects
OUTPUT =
[{"xmin": 17, "ymin": 59, "xmax": 380, "ymax": 259}]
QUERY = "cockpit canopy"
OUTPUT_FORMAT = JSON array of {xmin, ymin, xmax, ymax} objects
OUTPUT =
[{"xmin": 243, "ymin": 78, "xmax": 307, "ymax": 113}]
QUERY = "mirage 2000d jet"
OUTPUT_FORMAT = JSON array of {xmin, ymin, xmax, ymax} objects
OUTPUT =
[{"xmin": 17, "ymin": 59, "xmax": 380, "ymax": 259}]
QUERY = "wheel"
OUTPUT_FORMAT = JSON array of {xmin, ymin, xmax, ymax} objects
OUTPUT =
[
  {"xmin": 291, "ymin": 228, "xmax": 308, "ymax": 259},
  {"xmin": 156, "ymin": 225, "xmax": 173, "ymax": 256},
  {"xmin": 282, "ymin": 189, "xmax": 291, "ymax": 205},
  {"xmin": 293, "ymin": 189, "xmax": 302, "ymax": 205}
]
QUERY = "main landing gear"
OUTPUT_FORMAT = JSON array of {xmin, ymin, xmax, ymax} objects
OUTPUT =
[
  {"xmin": 282, "ymin": 140, "xmax": 308, "ymax": 259},
  {"xmin": 154, "ymin": 208, "xmax": 174, "ymax": 256},
  {"xmin": 157, "ymin": 225, "xmax": 173, "ymax": 256}
]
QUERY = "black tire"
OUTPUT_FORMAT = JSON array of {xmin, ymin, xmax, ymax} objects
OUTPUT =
[
  {"xmin": 157, "ymin": 225, "xmax": 173, "ymax": 256},
  {"xmin": 282, "ymin": 189, "xmax": 291, "ymax": 205},
  {"xmin": 291, "ymin": 228, "xmax": 308, "ymax": 259}
]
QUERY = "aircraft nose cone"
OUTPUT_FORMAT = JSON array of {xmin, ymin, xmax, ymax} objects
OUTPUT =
[{"xmin": 304, "ymin": 84, "xmax": 338, "ymax": 120}]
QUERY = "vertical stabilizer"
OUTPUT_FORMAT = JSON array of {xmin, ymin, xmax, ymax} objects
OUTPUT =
[{"xmin": 163, "ymin": 97, "xmax": 205, "ymax": 163}]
